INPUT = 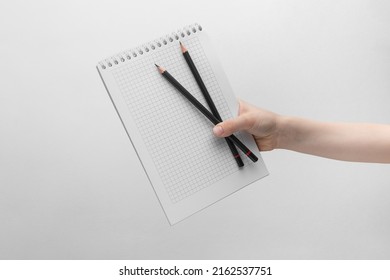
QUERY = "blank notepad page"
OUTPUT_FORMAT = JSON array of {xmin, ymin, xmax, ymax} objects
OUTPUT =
[{"xmin": 97, "ymin": 24, "xmax": 268, "ymax": 224}]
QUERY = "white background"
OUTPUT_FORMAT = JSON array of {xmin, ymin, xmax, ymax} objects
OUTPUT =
[{"xmin": 1, "ymin": 0, "xmax": 390, "ymax": 259}]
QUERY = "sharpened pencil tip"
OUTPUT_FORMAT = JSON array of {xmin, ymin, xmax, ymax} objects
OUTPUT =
[
  {"xmin": 180, "ymin": 42, "xmax": 187, "ymax": 53},
  {"xmin": 155, "ymin": 64, "xmax": 165, "ymax": 74}
]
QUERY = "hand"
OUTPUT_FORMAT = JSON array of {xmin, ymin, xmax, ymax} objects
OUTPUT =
[
  {"xmin": 213, "ymin": 100, "xmax": 282, "ymax": 151},
  {"xmin": 213, "ymin": 100, "xmax": 390, "ymax": 163}
]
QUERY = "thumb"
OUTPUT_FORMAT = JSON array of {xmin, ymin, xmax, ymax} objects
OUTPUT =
[{"xmin": 213, "ymin": 114, "xmax": 253, "ymax": 137}]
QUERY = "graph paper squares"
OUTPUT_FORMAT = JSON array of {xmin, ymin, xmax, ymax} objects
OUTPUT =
[{"xmin": 112, "ymin": 36, "xmax": 250, "ymax": 203}]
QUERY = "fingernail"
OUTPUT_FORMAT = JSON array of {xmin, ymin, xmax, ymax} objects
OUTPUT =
[{"xmin": 213, "ymin": 125, "xmax": 224, "ymax": 136}]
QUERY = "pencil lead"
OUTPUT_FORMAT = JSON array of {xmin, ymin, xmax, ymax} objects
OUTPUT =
[
  {"xmin": 155, "ymin": 64, "xmax": 165, "ymax": 74},
  {"xmin": 180, "ymin": 42, "xmax": 187, "ymax": 53}
]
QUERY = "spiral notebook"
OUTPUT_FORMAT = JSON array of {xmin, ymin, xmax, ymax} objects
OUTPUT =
[{"xmin": 97, "ymin": 24, "xmax": 269, "ymax": 224}]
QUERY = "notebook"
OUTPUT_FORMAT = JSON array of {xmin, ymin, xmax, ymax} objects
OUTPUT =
[{"xmin": 97, "ymin": 23, "xmax": 269, "ymax": 224}]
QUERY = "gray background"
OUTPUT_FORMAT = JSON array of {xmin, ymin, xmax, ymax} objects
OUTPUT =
[{"xmin": 1, "ymin": 0, "xmax": 390, "ymax": 259}]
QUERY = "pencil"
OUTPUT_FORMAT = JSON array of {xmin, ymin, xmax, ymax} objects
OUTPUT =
[
  {"xmin": 180, "ymin": 42, "xmax": 244, "ymax": 167},
  {"xmin": 155, "ymin": 64, "xmax": 258, "ymax": 163}
]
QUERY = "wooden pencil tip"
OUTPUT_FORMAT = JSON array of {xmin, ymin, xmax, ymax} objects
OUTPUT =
[
  {"xmin": 155, "ymin": 64, "xmax": 165, "ymax": 74},
  {"xmin": 180, "ymin": 42, "xmax": 187, "ymax": 53}
]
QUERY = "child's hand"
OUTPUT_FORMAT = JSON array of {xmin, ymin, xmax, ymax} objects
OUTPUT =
[
  {"xmin": 213, "ymin": 100, "xmax": 390, "ymax": 163},
  {"xmin": 213, "ymin": 100, "xmax": 282, "ymax": 151}
]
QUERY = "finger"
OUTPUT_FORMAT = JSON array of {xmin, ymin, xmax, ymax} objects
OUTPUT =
[{"xmin": 213, "ymin": 114, "xmax": 253, "ymax": 137}]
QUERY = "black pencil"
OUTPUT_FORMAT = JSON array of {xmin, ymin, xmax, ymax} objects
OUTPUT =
[
  {"xmin": 155, "ymin": 64, "xmax": 258, "ymax": 163},
  {"xmin": 180, "ymin": 42, "xmax": 244, "ymax": 167}
]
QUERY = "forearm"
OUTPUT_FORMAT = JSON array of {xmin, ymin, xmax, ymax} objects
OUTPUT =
[{"xmin": 277, "ymin": 116, "xmax": 390, "ymax": 163}]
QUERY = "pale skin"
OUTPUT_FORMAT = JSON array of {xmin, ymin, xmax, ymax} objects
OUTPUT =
[{"xmin": 213, "ymin": 100, "xmax": 390, "ymax": 163}]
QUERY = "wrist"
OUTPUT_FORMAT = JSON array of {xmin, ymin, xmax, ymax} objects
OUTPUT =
[{"xmin": 275, "ymin": 115, "xmax": 294, "ymax": 149}]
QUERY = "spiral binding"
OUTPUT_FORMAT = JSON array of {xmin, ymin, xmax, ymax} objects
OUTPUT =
[{"xmin": 98, "ymin": 23, "xmax": 203, "ymax": 70}]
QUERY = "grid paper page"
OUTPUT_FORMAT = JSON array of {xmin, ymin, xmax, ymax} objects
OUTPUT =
[
  {"xmin": 112, "ymin": 36, "xmax": 250, "ymax": 203},
  {"xmin": 97, "ymin": 26, "xmax": 268, "ymax": 224}
]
